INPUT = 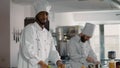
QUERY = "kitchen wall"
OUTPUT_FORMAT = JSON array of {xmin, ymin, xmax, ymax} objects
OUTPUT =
[
  {"xmin": 0, "ymin": 0, "xmax": 10, "ymax": 67},
  {"xmin": 74, "ymin": 10, "xmax": 120, "ymax": 22},
  {"xmin": 52, "ymin": 10, "xmax": 120, "ymax": 31},
  {"xmin": 54, "ymin": 10, "xmax": 120, "ymax": 27},
  {"xmin": 51, "ymin": 12, "xmax": 84, "ymax": 32}
]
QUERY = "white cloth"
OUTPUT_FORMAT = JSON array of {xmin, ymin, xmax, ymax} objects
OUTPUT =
[
  {"xmin": 17, "ymin": 22, "xmax": 60, "ymax": 68},
  {"xmin": 33, "ymin": 0, "xmax": 51, "ymax": 14},
  {"xmin": 82, "ymin": 23, "xmax": 95, "ymax": 37},
  {"xmin": 68, "ymin": 35, "xmax": 98, "ymax": 68}
]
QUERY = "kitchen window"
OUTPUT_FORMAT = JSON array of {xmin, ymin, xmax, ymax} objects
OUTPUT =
[{"xmin": 90, "ymin": 24, "xmax": 120, "ymax": 64}]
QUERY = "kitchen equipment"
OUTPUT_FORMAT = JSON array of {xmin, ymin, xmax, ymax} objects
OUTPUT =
[
  {"xmin": 108, "ymin": 51, "xmax": 116, "ymax": 68},
  {"xmin": 108, "ymin": 51, "xmax": 116, "ymax": 59},
  {"xmin": 116, "ymin": 62, "xmax": 120, "ymax": 68},
  {"xmin": 81, "ymin": 63, "xmax": 86, "ymax": 68},
  {"xmin": 88, "ymin": 64, "xmax": 102, "ymax": 68},
  {"xmin": 56, "ymin": 26, "xmax": 82, "ymax": 57},
  {"xmin": 109, "ymin": 60, "xmax": 116, "ymax": 68},
  {"xmin": 88, "ymin": 64, "xmax": 95, "ymax": 68},
  {"xmin": 95, "ymin": 64, "xmax": 102, "ymax": 68}
]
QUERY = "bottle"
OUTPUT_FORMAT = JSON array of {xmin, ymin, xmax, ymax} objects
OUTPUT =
[
  {"xmin": 81, "ymin": 63, "xmax": 86, "ymax": 68},
  {"xmin": 58, "ymin": 66, "xmax": 61, "ymax": 68},
  {"xmin": 116, "ymin": 62, "xmax": 120, "ymax": 68},
  {"xmin": 48, "ymin": 65, "xmax": 51, "ymax": 68},
  {"xmin": 109, "ymin": 59, "xmax": 116, "ymax": 68}
]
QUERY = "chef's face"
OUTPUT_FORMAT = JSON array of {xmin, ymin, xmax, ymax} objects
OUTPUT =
[
  {"xmin": 81, "ymin": 34, "xmax": 91, "ymax": 43},
  {"xmin": 36, "ymin": 11, "xmax": 48, "ymax": 25}
]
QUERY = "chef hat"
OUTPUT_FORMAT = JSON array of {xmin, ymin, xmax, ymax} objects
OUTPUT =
[
  {"xmin": 81, "ymin": 23, "xmax": 95, "ymax": 37},
  {"xmin": 33, "ymin": 0, "xmax": 51, "ymax": 14}
]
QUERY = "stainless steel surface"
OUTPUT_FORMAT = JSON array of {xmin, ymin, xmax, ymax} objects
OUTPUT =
[
  {"xmin": 56, "ymin": 26, "xmax": 82, "ymax": 57},
  {"xmin": 56, "ymin": 28, "xmax": 63, "ymax": 41},
  {"xmin": 56, "ymin": 26, "xmax": 81, "ymax": 41}
]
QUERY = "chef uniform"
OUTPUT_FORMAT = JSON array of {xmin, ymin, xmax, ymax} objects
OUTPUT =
[
  {"xmin": 17, "ymin": 22, "xmax": 61, "ymax": 68},
  {"xmin": 68, "ymin": 23, "xmax": 98, "ymax": 68}
]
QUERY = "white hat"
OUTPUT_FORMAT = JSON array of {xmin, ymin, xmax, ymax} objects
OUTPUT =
[
  {"xmin": 81, "ymin": 23, "xmax": 95, "ymax": 37},
  {"xmin": 33, "ymin": 0, "xmax": 51, "ymax": 14}
]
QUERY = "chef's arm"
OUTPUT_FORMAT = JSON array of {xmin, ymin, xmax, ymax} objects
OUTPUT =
[
  {"xmin": 48, "ymin": 33, "xmax": 61, "ymax": 64},
  {"xmin": 86, "ymin": 56, "xmax": 100, "ymax": 64},
  {"xmin": 87, "ymin": 44, "xmax": 100, "ymax": 64},
  {"xmin": 21, "ymin": 27, "xmax": 42, "ymax": 66},
  {"xmin": 56, "ymin": 60, "xmax": 65, "ymax": 68},
  {"xmin": 49, "ymin": 44, "xmax": 65, "ymax": 68},
  {"xmin": 86, "ymin": 56, "xmax": 95, "ymax": 63}
]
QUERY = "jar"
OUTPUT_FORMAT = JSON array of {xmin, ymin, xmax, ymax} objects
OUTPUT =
[{"xmin": 109, "ymin": 60, "xmax": 116, "ymax": 68}]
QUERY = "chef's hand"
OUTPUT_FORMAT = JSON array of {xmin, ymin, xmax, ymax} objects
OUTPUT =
[
  {"xmin": 86, "ymin": 56, "xmax": 94, "ymax": 63},
  {"xmin": 94, "ymin": 61, "xmax": 100, "ymax": 65},
  {"xmin": 56, "ymin": 60, "xmax": 65, "ymax": 68},
  {"xmin": 86, "ymin": 56, "xmax": 100, "ymax": 64},
  {"xmin": 38, "ymin": 61, "xmax": 48, "ymax": 68}
]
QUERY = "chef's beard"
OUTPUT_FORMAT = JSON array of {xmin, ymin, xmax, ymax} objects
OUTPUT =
[
  {"xmin": 81, "ymin": 36, "xmax": 86, "ymax": 43},
  {"xmin": 40, "ymin": 22, "xmax": 46, "ymax": 25},
  {"xmin": 38, "ymin": 20, "xmax": 48, "ymax": 26}
]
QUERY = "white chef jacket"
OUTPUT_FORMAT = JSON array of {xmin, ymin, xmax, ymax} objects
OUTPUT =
[
  {"xmin": 17, "ymin": 22, "xmax": 61, "ymax": 68},
  {"xmin": 68, "ymin": 35, "xmax": 98, "ymax": 68}
]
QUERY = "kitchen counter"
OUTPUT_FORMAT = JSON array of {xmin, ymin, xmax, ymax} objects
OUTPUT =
[{"xmin": 49, "ymin": 60, "xmax": 71, "ymax": 68}]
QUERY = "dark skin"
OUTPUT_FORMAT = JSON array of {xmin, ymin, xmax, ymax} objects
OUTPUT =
[
  {"xmin": 36, "ymin": 11, "xmax": 65, "ymax": 68},
  {"xmin": 35, "ymin": 11, "xmax": 48, "ymax": 29},
  {"xmin": 80, "ymin": 33, "xmax": 91, "ymax": 43}
]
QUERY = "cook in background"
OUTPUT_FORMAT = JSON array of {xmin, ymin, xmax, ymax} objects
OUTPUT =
[{"xmin": 68, "ymin": 23, "xmax": 100, "ymax": 68}]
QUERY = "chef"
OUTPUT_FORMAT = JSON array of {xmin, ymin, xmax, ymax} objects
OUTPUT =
[
  {"xmin": 17, "ymin": 11, "xmax": 65, "ymax": 68},
  {"xmin": 68, "ymin": 23, "xmax": 100, "ymax": 68}
]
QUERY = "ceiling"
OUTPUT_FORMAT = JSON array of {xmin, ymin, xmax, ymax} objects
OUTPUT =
[{"xmin": 12, "ymin": 0, "xmax": 120, "ymax": 12}]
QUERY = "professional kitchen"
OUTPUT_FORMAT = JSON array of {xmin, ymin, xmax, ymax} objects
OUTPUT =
[{"xmin": 1, "ymin": 0, "xmax": 120, "ymax": 68}]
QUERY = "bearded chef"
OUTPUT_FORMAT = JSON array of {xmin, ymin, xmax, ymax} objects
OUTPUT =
[
  {"xmin": 17, "ymin": 11, "xmax": 65, "ymax": 68},
  {"xmin": 68, "ymin": 23, "xmax": 100, "ymax": 68}
]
